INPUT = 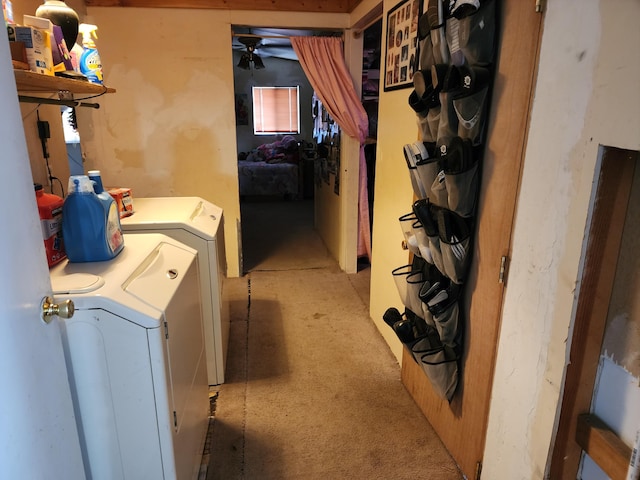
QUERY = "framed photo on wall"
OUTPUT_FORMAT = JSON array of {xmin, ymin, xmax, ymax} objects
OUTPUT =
[{"xmin": 384, "ymin": 0, "xmax": 422, "ymax": 91}]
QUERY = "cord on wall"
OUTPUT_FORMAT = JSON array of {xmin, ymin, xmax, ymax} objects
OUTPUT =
[{"xmin": 36, "ymin": 110, "xmax": 65, "ymax": 197}]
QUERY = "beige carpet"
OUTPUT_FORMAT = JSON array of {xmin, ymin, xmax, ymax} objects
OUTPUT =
[
  {"xmin": 206, "ymin": 199, "xmax": 461, "ymax": 480},
  {"xmin": 240, "ymin": 199, "xmax": 335, "ymax": 272}
]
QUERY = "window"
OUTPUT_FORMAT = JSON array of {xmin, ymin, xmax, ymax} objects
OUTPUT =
[{"xmin": 252, "ymin": 86, "xmax": 300, "ymax": 135}]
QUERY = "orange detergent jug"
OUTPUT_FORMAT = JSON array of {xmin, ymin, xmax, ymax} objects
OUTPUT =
[{"xmin": 35, "ymin": 183, "xmax": 66, "ymax": 267}]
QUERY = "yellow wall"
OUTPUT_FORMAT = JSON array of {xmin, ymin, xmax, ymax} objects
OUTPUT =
[
  {"xmin": 12, "ymin": 0, "xmax": 406, "ymax": 355},
  {"xmin": 14, "ymin": 0, "xmax": 395, "ymax": 343},
  {"xmin": 76, "ymin": 8, "xmax": 350, "ymax": 277},
  {"xmin": 366, "ymin": 2, "xmax": 418, "ymax": 362},
  {"xmin": 13, "ymin": 0, "xmax": 366, "ymax": 279}
]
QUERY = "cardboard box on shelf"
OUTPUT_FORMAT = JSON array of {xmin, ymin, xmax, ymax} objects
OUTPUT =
[
  {"xmin": 11, "ymin": 25, "xmax": 54, "ymax": 75},
  {"xmin": 107, "ymin": 188, "xmax": 134, "ymax": 218},
  {"xmin": 23, "ymin": 15, "xmax": 72, "ymax": 72}
]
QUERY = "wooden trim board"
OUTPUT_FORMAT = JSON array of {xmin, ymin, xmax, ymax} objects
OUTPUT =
[
  {"xmin": 575, "ymin": 413, "xmax": 633, "ymax": 480},
  {"xmin": 549, "ymin": 148, "xmax": 638, "ymax": 479},
  {"xmin": 401, "ymin": 2, "xmax": 543, "ymax": 478}
]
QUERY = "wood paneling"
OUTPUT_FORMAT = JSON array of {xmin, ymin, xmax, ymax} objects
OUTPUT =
[
  {"xmin": 401, "ymin": 2, "xmax": 543, "ymax": 478},
  {"xmin": 84, "ymin": 0, "xmax": 363, "ymax": 13},
  {"xmin": 549, "ymin": 148, "xmax": 638, "ymax": 479}
]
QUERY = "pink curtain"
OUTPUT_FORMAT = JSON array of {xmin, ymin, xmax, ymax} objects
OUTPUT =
[{"xmin": 290, "ymin": 36, "xmax": 371, "ymax": 261}]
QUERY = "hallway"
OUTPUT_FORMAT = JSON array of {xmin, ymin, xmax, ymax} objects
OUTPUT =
[{"xmin": 206, "ymin": 199, "xmax": 461, "ymax": 479}]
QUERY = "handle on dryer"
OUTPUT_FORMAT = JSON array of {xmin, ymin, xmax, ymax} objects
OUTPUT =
[{"xmin": 41, "ymin": 296, "xmax": 75, "ymax": 324}]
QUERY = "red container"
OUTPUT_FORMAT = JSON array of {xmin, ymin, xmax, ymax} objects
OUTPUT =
[{"xmin": 35, "ymin": 183, "xmax": 66, "ymax": 267}]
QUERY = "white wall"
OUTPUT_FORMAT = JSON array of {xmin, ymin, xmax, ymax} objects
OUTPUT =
[{"xmin": 483, "ymin": 1, "xmax": 640, "ymax": 478}]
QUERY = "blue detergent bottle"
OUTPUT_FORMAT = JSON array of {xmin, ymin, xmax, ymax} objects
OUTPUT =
[{"xmin": 62, "ymin": 174, "xmax": 124, "ymax": 262}]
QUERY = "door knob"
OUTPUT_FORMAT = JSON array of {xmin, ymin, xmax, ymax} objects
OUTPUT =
[{"xmin": 41, "ymin": 296, "xmax": 75, "ymax": 324}]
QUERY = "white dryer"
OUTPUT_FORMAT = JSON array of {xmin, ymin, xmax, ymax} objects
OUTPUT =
[
  {"xmin": 50, "ymin": 233, "xmax": 209, "ymax": 480},
  {"xmin": 120, "ymin": 197, "xmax": 229, "ymax": 385}
]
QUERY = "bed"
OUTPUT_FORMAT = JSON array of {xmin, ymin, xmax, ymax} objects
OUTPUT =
[{"xmin": 238, "ymin": 136, "xmax": 302, "ymax": 198}]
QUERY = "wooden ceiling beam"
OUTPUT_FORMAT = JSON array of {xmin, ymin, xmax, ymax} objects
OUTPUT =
[{"xmin": 84, "ymin": 0, "xmax": 364, "ymax": 13}]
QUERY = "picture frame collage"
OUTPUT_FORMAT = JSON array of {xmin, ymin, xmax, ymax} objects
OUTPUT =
[{"xmin": 384, "ymin": 0, "xmax": 422, "ymax": 91}]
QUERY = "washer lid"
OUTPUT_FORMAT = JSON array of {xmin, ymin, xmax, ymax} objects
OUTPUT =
[
  {"xmin": 51, "ymin": 273, "xmax": 105, "ymax": 294},
  {"xmin": 120, "ymin": 197, "xmax": 223, "ymax": 240}
]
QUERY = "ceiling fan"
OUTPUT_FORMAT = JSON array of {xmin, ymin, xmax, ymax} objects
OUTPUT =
[
  {"xmin": 232, "ymin": 28, "xmax": 305, "ymax": 65},
  {"xmin": 236, "ymin": 36, "xmax": 266, "ymax": 70}
]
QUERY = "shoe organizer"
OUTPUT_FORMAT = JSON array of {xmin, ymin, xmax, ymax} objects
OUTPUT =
[{"xmin": 385, "ymin": 0, "xmax": 497, "ymax": 402}]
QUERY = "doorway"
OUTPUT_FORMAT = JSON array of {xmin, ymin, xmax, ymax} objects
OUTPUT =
[
  {"xmin": 360, "ymin": 18, "xmax": 382, "ymax": 274},
  {"xmin": 231, "ymin": 27, "xmax": 318, "ymax": 274}
]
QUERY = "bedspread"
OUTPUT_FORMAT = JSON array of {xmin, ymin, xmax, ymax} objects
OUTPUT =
[{"xmin": 238, "ymin": 160, "xmax": 299, "ymax": 197}]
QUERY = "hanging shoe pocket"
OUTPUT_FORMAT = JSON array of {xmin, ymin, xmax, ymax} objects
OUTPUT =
[
  {"xmin": 383, "ymin": 306, "xmax": 435, "ymax": 349},
  {"xmin": 420, "ymin": 280, "xmax": 461, "ymax": 347},
  {"xmin": 418, "ymin": 13, "xmax": 435, "ymax": 71},
  {"xmin": 416, "ymin": 112, "xmax": 438, "ymax": 143},
  {"xmin": 445, "ymin": 161, "xmax": 479, "ymax": 218},
  {"xmin": 430, "ymin": 167, "xmax": 448, "ymax": 209},
  {"xmin": 439, "ymin": 137, "xmax": 479, "ymax": 217},
  {"xmin": 392, "ymin": 264, "xmax": 414, "ymax": 310},
  {"xmin": 403, "ymin": 144, "xmax": 429, "ymax": 199},
  {"xmin": 412, "ymin": 219, "xmax": 433, "ymax": 263},
  {"xmin": 410, "ymin": 329, "xmax": 441, "ymax": 359},
  {"xmin": 413, "ymin": 199, "xmax": 446, "ymax": 277},
  {"xmin": 430, "ymin": 24, "xmax": 449, "ymax": 65},
  {"xmin": 436, "ymin": 91, "xmax": 458, "ymax": 144},
  {"xmin": 410, "ymin": 142, "xmax": 442, "ymax": 206},
  {"xmin": 453, "ymin": 85, "xmax": 489, "ymax": 145},
  {"xmin": 406, "ymin": 270, "xmax": 427, "ymax": 317},
  {"xmin": 457, "ymin": 0, "xmax": 496, "ymax": 66},
  {"xmin": 409, "ymin": 90, "xmax": 430, "ymax": 118},
  {"xmin": 424, "ymin": 0, "xmax": 448, "ymax": 63},
  {"xmin": 436, "ymin": 208, "xmax": 473, "ymax": 284},
  {"xmin": 399, "ymin": 212, "xmax": 421, "ymax": 257},
  {"xmin": 439, "ymin": 64, "xmax": 490, "ymax": 145},
  {"xmin": 432, "ymin": 300, "xmax": 460, "ymax": 348},
  {"xmin": 419, "ymin": 345, "xmax": 459, "ymax": 401}
]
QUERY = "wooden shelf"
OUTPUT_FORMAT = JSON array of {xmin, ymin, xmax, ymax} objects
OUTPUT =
[{"xmin": 14, "ymin": 69, "xmax": 116, "ymax": 95}]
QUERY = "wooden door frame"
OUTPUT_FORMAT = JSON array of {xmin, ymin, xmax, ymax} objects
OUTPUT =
[
  {"xmin": 400, "ymin": 2, "xmax": 544, "ymax": 478},
  {"xmin": 549, "ymin": 147, "xmax": 638, "ymax": 479}
]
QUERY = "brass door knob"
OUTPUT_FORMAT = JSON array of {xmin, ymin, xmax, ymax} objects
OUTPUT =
[{"xmin": 41, "ymin": 296, "xmax": 75, "ymax": 324}]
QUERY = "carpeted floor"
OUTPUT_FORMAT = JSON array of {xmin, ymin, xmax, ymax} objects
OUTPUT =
[
  {"xmin": 205, "ymin": 199, "xmax": 461, "ymax": 480},
  {"xmin": 240, "ymin": 198, "xmax": 335, "ymax": 272}
]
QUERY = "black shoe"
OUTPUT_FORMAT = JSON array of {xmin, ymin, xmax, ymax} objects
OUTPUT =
[{"xmin": 383, "ymin": 307, "xmax": 403, "ymax": 328}]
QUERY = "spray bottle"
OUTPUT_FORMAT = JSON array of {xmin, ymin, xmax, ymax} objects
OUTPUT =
[{"xmin": 78, "ymin": 23, "xmax": 103, "ymax": 84}]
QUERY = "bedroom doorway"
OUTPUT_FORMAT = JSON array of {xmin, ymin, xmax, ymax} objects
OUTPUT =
[
  {"xmin": 231, "ymin": 23, "xmax": 382, "ymax": 277},
  {"xmin": 232, "ymin": 27, "xmax": 325, "ymax": 274},
  {"xmin": 360, "ymin": 18, "xmax": 382, "ymax": 275}
]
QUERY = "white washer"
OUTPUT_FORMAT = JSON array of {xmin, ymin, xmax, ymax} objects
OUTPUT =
[
  {"xmin": 50, "ymin": 234, "xmax": 209, "ymax": 480},
  {"xmin": 120, "ymin": 197, "xmax": 228, "ymax": 385}
]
